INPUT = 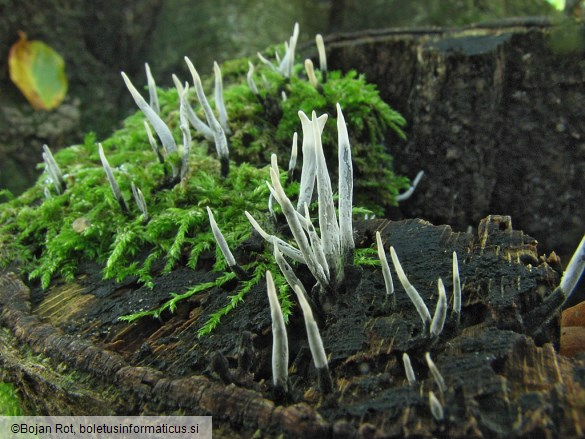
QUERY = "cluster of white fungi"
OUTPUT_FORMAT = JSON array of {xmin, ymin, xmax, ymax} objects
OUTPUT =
[{"xmin": 40, "ymin": 22, "xmax": 585, "ymax": 422}]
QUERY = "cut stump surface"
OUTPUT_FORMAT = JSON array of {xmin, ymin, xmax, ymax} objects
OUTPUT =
[{"xmin": 1, "ymin": 216, "xmax": 583, "ymax": 438}]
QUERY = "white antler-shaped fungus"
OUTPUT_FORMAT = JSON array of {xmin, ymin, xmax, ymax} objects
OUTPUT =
[
  {"xmin": 185, "ymin": 57, "xmax": 230, "ymax": 177},
  {"xmin": 266, "ymin": 270, "xmax": 289, "ymax": 392},
  {"xmin": 122, "ymin": 72, "xmax": 177, "ymax": 155},
  {"xmin": 42, "ymin": 144, "xmax": 64, "ymax": 195},
  {"xmin": 390, "ymin": 246, "xmax": 431, "ymax": 329},
  {"xmin": 430, "ymin": 278, "xmax": 447, "ymax": 337},
  {"xmin": 144, "ymin": 63, "xmax": 160, "ymax": 115},
  {"xmin": 337, "ymin": 103, "xmax": 355, "ymax": 265}
]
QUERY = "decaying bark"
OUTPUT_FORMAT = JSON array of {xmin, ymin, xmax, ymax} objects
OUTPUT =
[
  {"xmin": 326, "ymin": 21, "xmax": 585, "ymax": 269},
  {"xmin": 0, "ymin": 216, "xmax": 583, "ymax": 438}
]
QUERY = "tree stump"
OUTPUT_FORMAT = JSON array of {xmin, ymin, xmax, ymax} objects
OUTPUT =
[
  {"xmin": 1, "ymin": 21, "xmax": 584, "ymax": 439},
  {"xmin": 1, "ymin": 215, "xmax": 583, "ymax": 438},
  {"xmin": 326, "ymin": 20, "xmax": 585, "ymax": 267}
]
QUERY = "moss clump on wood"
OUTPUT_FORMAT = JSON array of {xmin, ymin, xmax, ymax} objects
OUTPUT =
[{"xmin": 0, "ymin": 43, "xmax": 407, "ymax": 332}]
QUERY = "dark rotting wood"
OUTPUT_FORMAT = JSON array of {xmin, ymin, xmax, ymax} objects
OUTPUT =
[
  {"xmin": 325, "ymin": 22, "xmax": 585, "ymax": 274},
  {"xmin": 1, "ymin": 216, "xmax": 583, "ymax": 438}
]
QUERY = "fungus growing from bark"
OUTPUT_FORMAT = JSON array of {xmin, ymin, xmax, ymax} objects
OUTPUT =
[
  {"xmin": 560, "ymin": 233, "xmax": 585, "ymax": 303},
  {"xmin": 247, "ymin": 61, "xmax": 259, "ymax": 97},
  {"xmin": 98, "ymin": 143, "xmax": 128, "ymax": 214},
  {"xmin": 452, "ymin": 251, "xmax": 462, "ymax": 323},
  {"xmin": 273, "ymin": 243, "xmax": 307, "ymax": 299},
  {"xmin": 263, "ymin": 104, "xmax": 357, "ymax": 293},
  {"xmin": 287, "ymin": 132, "xmax": 298, "ymax": 180},
  {"xmin": 144, "ymin": 62, "xmax": 160, "ymax": 115},
  {"xmin": 267, "ymin": 159, "xmax": 329, "ymax": 290},
  {"xmin": 390, "ymin": 246, "xmax": 432, "ymax": 329},
  {"xmin": 297, "ymin": 111, "xmax": 327, "ymax": 212},
  {"xmin": 315, "ymin": 33, "xmax": 327, "ymax": 83},
  {"xmin": 42, "ymin": 144, "xmax": 63, "ymax": 195},
  {"xmin": 179, "ymin": 85, "xmax": 192, "ymax": 180},
  {"xmin": 131, "ymin": 182, "xmax": 148, "ymax": 222},
  {"xmin": 207, "ymin": 206, "xmax": 246, "ymax": 280},
  {"xmin": 376, "ymin": 231, "xmax": 394, "ymax": 302},
  {"xmin": 425, "ymin": 352, "xmax": 446, "ymax": 395},
  {"xmin": 266, "ymin": 270, "xmax": 289, "ymax": 393},
  {"xmin": 304, "ymin": 59, "xmax": 319, "ymax": 88},
  {"xmin": 429, "ymin": 390, "xmax": 444, "ymax": 421},
  {"xmin": 396, "ymin": 170, "xmax": 424, "ymax": 202},
  {"xmin": 122, "ymin": 71, "xmax": 177, "ymax": 155},
  {"xmin": 172, "ymin": 74, "xmax": 214, "ymax": 141},
  {"xmin": 430, "ymin": 278, "xmax": 447, "ymax": 337},
  {"xmin": 185, "ymin": 57, "xmax": 230, "ymax": 177},
  {"xmin": 402, "ymin": 352, "xmax": 416, "ymax": 385},
  {"xmin": 293, "ymin": 284, "xmax": 333, "ymax": 394},
  {"xmin": 337, "ymin": 103, "xmax": 355, "ymax": 266},
  {"xmin": 213, "ymin": 61, "xmax": 230, "ymax": 134},
  {"xmin": 257, "ymin": 22, "xmax": 299, "ymax": 78},
  {"xmin": 144, "ymin": 121, "xmax": 163, "ymax": 164}
]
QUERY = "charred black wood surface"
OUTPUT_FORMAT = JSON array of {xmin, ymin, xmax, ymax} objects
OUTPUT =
[{"xmin": 1, "ymin": 217, "xmax": 583, "ymax": 438}]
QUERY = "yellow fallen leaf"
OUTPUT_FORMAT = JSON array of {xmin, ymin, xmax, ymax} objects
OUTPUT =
[{"xmin": 8, "ymin": 31, "xmax": 68, "ymax": 110}]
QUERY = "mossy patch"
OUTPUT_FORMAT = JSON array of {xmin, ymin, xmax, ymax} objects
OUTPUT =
[
  {"xmin": 0, "ymin": 382, "xmax": 24, "ymax": 415},
  {"xmin": 0, "ymin": 46, "xmax": 407, "ymax": 333}
]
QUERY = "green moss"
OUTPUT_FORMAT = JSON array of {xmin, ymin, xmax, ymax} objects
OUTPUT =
[
  {"xmin": 0, "ymin": 382, "xmax": 24, "ymax": 416},
  {"xmin": 0, "ymin": 47, "xmax": 409, "ymax": 333}
]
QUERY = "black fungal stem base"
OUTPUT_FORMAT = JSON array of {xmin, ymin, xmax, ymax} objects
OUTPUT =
[
  {"xmin": 229, "ymin": 264, "xmax": 250, "ymax": 281},
  {"xmin": 317, "ymin": 366, "xmax": 334, "ymax": 395},
  {"xmin": 220, "ymin": 157, "xmax": 230, "ymax": 178},
  {"xmin": 118, "ymin": 198, "xmax": 131, "ymax": 217}
]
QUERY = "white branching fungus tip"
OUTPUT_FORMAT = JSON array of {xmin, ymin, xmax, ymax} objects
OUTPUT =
[
  {"xmin": 247, "ymin": 61, "xmax": 259, "ymax": 95},
  {"xmin": 560, "ymin": 233, "xmax": 585, "ymax": 303},
  {"xmin": 179, "ymin": 85, "xmax": 192, "ymax": 180},
  {"xmin": 390, "ymin": 246, "xmax": 431, "ymax": 328},
  {"xmin": 429, "ymin": 391, "xmax": 444, "ymax": 421},
  {"xmin": 266, "ymin": 270, "xmax": 289, "ymax": 391},
  {"xmin": 425, "ymin": 352, "xmax": 446, "ymax": 395},
  {"xmin": 402, "ymin": 353, "xmax": 416, "ymax": 385},
  {"xmin": 304, "ymin": 59, "xmax": 318, "ymax": 88},
  {"xmin": 430, "ymin": 278, "xmax": 448, "ymax": 337},
  {"xmin": 268, "ymin": 159, "xmax": 329, "ymax": 289},
  {"xmin": 315, "ymin": 34, "xmax": 327, "ymax": 79},
  {"xmin": 121, "ymin": 71, "xmax": 177, "ymax": 154},
  {"xmin": 213, "ymin": 61, "xmax": 230, "ymax": 134},
  {"xmin": 185, "ymin": 57, "xmax": 229, "ymax": 176},
  {"xmin": 244, "ymin": 211, "xmax": 304, "ymax": 263},
  {"xmin": 376, "ymin": 231, "xmax": 394, "ymax": 298},
  {"xmin": 304, "ymin": 203, "xmax": 330, "ymax": 278},
  {"xmin": 312, "ymin": 111, "xmax": 341, "ymax": 278},
  {"xmin": 98, "ymin": 143, "xmax": 127, "ymax": 212},
  {"xmin": 297, "ymin": 111, "xmax": 327, "ymax": 212},
  {"xmin": 282, "ymin": 22, "xmax": 299, "ymax": 78},
  {"xmin": 257, "ymin": 22, "xmax": 298, "ymax": 78},
  {"xmin": 144, "ymin": 63, "xmax": 160, "ymax": 115},
  {"xmin": 42, "ymin": 144, "xmax": 63, "ymax": 194},
  {"xmin": 274, "ymin": 243, "xmax": 308, "ymax": 299},
  {"xmin": 257, "ymin": 52, "xmax": 277, "ymax": 73},
  {"xmin": 294, "ymin": 285, "xmax": 328, "ymax": 369},
  {"xmin": 131, "ymin": 182, "xmax": 148, "ymax": 221},
  {"xmin": 453, "ymin": 251, "xmax": 462, "ymax": 319},
  {"xmin": 144, "ymin": 121, "xmax": 162, "ymax": 163},
  {"xmin": 396, "ymin": 170, "xmax": 424, "ymax": 202},
  {"xmin": 172, "ymin": 74, "xmax": 214, "ymax": 141},
  {"xmin": 206, "ymin": 206, "xmax": 236, "ymax": 269},
  {"xmin": 288, "ymin": 132, "xmax": 298, "ymax": 180},
  {"xmin": 337, "ymin": 103, "xmax": 355, "ymax": 263}
]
